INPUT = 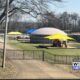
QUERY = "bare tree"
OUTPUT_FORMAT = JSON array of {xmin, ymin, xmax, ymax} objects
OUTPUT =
[
  {"xmin": 0, "ymin": 0, "xmax": 62, "ymax": 24},
  {"xmin": 70, "ymin": 13, "xmax": 79, "ymax": 32}
]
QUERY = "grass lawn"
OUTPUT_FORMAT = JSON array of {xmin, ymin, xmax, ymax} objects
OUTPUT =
[{"xmin": 8, "ymin": 40, "xmax": 80, "ymax": 56}]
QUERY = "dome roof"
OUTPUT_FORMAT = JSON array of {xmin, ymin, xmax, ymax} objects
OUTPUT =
[{"xmin": 31, "ymin": 27, "xmax": 67, "ymax": 35}]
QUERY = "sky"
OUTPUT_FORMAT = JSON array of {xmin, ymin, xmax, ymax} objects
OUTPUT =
[
  {"xmin": 21, "ymin": 0, "xmax": 80, "ymax": 22},
  {"xmin": 50, "ymin": 0, "xmax": 80, "ymax": 15}
]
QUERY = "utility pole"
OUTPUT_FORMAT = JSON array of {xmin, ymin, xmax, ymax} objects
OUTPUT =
[{"xmin": 2, "ymin": 0, "xmax": 9, "ymax": 68}]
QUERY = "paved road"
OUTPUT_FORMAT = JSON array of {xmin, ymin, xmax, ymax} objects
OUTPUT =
[{"xmin": 9, "ymin": 60, "xmax": 79, "ymax": 79}]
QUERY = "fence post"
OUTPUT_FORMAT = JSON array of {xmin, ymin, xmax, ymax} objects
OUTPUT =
[
  {"xmin": 33, "ymin": 50, "xmax": 34, "ymax": 59},
  {"xmin": 53, "ymin": 55, "xmax": 56, "ymax": 64},
  {"xmin": 42, "ymin": 50, "xmax": 44, "ymax": 61},
  {"xmin": 23, "ymin": 50, "xmax": 24, "ymax": 59},
  {"xmin": 65, "ymin": 55, "xmax": 67, "ymax": 64}
]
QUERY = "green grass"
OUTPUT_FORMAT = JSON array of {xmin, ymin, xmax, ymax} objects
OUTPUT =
[
  {"xmin": 45, "ymin": 48, "xmax": 80, "ymax": 55},
  {"xmin": 8, "ymin": 40, "xmax": 80, "ymax": 56},
  {"xmin": 8, "ymin": 40, "xmax": 42, "ymax": 50}
]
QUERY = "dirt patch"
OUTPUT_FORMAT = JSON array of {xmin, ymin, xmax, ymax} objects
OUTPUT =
[
  {"xmin": 0, "ymin": 42, "xmax": 19, "ymax": 79},
  {"xmin": 0, "ymin": 60, "xmax": 17, "ymax": 79}
]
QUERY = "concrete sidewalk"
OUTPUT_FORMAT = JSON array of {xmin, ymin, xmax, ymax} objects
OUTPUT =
[{"xmin": 9, "ymin": 60, "xmax": 79, "ymax": 79}]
